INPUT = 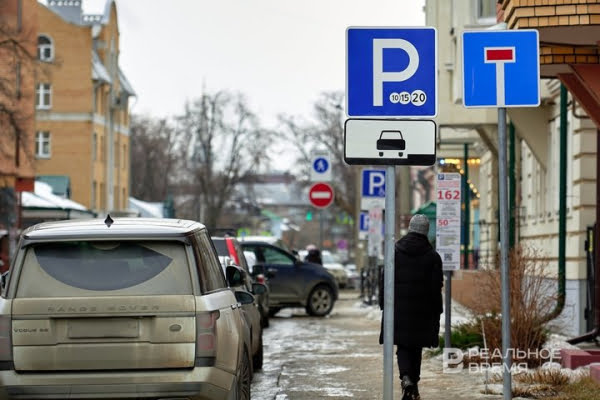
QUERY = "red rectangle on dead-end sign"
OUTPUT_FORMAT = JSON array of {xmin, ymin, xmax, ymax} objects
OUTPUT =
[{"xmin": 486, "ymin": 49, "xmax": 514, "ymax": 61}]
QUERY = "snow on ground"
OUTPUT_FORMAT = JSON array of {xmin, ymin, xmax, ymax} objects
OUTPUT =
[{"xmin": 359, "ymin": 294, "xmax": 472, "ymax": 331}]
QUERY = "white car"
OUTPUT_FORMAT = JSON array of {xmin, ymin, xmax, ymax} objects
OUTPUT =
[{"xmin": 321, "ymin": 251, "xmax": 349, "ymax": 289}]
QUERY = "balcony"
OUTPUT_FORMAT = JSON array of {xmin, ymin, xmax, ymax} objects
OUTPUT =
[{"xmin": 500, "ymin": 0, "xmax": 600, "ymax": 77}]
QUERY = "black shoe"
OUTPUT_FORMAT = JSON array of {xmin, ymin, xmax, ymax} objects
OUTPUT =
[{"xmin": 401, "ymin": 376, "xmax": 420, "ymax": 400}]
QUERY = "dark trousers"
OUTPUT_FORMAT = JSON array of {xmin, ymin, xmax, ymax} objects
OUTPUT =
[{"xmin": 396, "ymin": 345, "xmax": 423, "ymax": 383}]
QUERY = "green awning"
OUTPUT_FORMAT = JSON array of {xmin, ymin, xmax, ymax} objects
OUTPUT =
[
  {"xmin": 36, "ymin": 175, "xmax": 71, "ymax": 198},
  {"xmin": 411, "ymin": 201, "xmax": 436, "ymax": 218}
]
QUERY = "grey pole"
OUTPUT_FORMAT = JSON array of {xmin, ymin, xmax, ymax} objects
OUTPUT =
[
  {"xmin": 383, "ymin": 165, "xmax": 396, "ymax": 400},
  {"xmin": 498, "ymin": 107, "xmax": 512, "ymax": 399},
  {"xmin": 444, "ymin": 271, "xmax": 452, "ymax": 348},
  {"xmin": 319, "ymin": 210, "xmax": 324, "ymax": 249}
]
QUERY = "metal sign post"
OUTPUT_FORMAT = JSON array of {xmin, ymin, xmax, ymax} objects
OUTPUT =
[
  {"xmin": 462, "ymin": 30, "xmax": 540, "ymax": 400},
  {"xmin": 383, "ymin": 166, "xmax": 396, "ymax": 399},
  {"xmin": 498, "ymin": 108, "xmax": 512, "ymax": 398},
  {"xmin": 346, "ymin": 26, "xmax": 437, "ymax": 400}
]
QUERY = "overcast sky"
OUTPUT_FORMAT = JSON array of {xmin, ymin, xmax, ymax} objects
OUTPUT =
[{"xmin": 54, "ymin": 0, "xmax": 426, "ymax": 127}]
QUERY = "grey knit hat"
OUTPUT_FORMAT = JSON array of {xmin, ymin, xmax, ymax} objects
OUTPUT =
[{"xmin": 408, "ymin": 214, "xmax": 429, "ymax": 236}]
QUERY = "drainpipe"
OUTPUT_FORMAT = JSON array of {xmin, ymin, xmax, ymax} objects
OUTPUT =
[
  {"xmin": 463, "ymin": 144, "xmax": 470, "ymax": 270},
  {"xmin": 543, "ymin": 84, "xmax": 567, "ymax": 323}
]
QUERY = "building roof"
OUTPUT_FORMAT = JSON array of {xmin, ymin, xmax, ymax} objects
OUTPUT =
[
  {"xmin": 43, "ymin": 0, "xmax": 115, "ymax": 26},
  {"xmin": 119, "ymin": 67, "xmax": 136, "ymax": 96},
  {"xmin": 92, "ymin": 51, "xmax": 112, "ymax": 84},
  {"xmin": 239, "ymin": 182, "xmax": 309, "ymax": 207},
  {"xmin": 22, "ymin": 181, "xmax": 88, "ymax": 212},
  {"xmin": 129, "ymin": 197, "xmax": 164, "ymax": 218},
  {"xmin": 36, "ymin": 175, "xmax": 70, "ymax": 197}
]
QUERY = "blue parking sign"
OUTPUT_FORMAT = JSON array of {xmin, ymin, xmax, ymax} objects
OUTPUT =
[
  {"xmin": 346, "ymin": 27, "xmax": 437, "ymax": 118},
  {"xmin": 462, "ymin": 30, "xmax": 540, "ymax": 108},
  {"xmin": 361, "ymin": 169, "xmax": 386, "ymax": 198}
]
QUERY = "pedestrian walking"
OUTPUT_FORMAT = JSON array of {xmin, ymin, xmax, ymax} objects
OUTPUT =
[
  {"xmin": 379, "ymin": 214, "xmax": 443, "ymax": 400},
  {"xmin": 304, "ymin": 244, "xmax": 323, "ymax": 265}
]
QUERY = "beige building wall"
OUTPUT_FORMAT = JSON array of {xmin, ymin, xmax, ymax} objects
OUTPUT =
[
  {"xmin": 425, "ymin": 0, "xmax": 500, "ymax": 266},
  {"xmin": 34, "ymin": 0, "xmax": 131, "ymax": 213}
]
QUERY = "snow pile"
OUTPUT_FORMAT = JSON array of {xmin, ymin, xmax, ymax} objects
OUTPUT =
[{"xmin": 22, "ymin": 181, "xmax": 87, "ymax": 211}]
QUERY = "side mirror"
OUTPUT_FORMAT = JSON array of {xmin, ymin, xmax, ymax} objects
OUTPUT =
[
  {"xmin": 226, "ymin": 265, "xmax": 244, "ymax": 287},
  {"xmin": 252, "ymin": 282, "xmax": 267, "ymax": 295},
  {"xmin": 234, "ymin": 290, "xmax": 255, "ymax": 305}
]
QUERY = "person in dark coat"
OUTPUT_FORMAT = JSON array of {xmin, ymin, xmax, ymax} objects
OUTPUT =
[
  {"xmin": 304, "ymin": 244, "xmax": 323, "ymax": 265},
  {"xmin": 378, "ymin": 214, "xmax": 443, "ymax": 400}
]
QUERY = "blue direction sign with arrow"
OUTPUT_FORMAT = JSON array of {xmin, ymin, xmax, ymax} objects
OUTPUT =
[{"xmin": 346, "ymin": 27, "xmax": 437, "ymax": 118}]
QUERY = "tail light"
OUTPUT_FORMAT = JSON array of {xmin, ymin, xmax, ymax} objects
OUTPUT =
[
  {"xmin": 195, "ymin": 311, "xmax": 219, "ymax": 367},
  {"xmin": 255, "ymin": 274, "xmax": 266, "ymax": 284},
  {"xmin": 225, "ymin": 239, "xmax": 240, "ymax": 265},
  {"xmin": 0, "ymin": 315, "xmax": 13, "ymax": 370}
]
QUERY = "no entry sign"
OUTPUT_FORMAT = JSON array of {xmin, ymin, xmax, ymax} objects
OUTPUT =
[{"xmin": 308, "ymin": 182, "xmax": 334, "ymax": 209}]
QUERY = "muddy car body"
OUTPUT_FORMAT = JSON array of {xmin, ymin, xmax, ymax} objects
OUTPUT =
[{"xmin": 0, "ymin": 218, "xmax": 253, "ymax": 400}]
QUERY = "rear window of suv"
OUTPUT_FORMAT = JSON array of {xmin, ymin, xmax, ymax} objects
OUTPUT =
[{"xmin": 16, "ymin": 241, "xmax": 193, "ymax": 297}]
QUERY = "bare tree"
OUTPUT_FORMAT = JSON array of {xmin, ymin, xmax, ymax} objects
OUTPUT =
[
  {"xmin": 279, "ymin": 91, "xmax": 357, "ymax": 216},
  {"xmin": 0, "ymin": 4, "xmax": 40, "ymax": 233},
  {"xmin": 0, "ymin": 10, "xmax": 35, "ymax": 171},
  {"xmin": 129, "ymin": 115, "xmax": 180, "ymax": 201},
  {"xmin": 177, "ymin": 91, "xmax": 272, "ymax": 229}
]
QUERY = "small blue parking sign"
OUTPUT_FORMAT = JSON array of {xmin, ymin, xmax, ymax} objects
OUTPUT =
[
  {"xmin": 462, "ymin": 30, "xmax": 540, "ymax": 108},
  {"xmin": 362, "ymin": 169, "xmax": 386, "ymax": 198},
  {"xmin": 346, "ymin": 27, "xmax": 437, "ymax": 118}
]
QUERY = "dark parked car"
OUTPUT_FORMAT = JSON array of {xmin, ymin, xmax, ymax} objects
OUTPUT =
[
  {"xmin": 239, "ymin": 240, "xmax": 339, "ymax": 317},
  {"xmin": 213, "ymin": 236, "xmax": 270, "ymax": 328}
]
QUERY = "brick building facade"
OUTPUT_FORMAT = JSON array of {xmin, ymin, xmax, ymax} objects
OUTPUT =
[
  {"xmin": 34, "ymin": 0, "xmax": 134, "ymax": 214},
  {"xmin": 0, "ymin": 0, "xmax": 37, "ymax": 267}
]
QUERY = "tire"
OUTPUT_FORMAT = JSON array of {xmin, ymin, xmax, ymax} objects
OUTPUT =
[
  {"xmin": 236, "ymin": 350, "xmax": 252, "ymax": 400},
  {"xmin": 252, "ymin": 336, "xmax": 264, "ymax": 371},
  {"xmin": 268, "ymin": 307, "xmax": 281, "ymax": 318},
  {"xmin": 305, "ymin": 284, "xmax": 335, "ymax": 316},
  {"xmin": 261, "ymin": 314, "xmax": 270, "ymax": 328}
]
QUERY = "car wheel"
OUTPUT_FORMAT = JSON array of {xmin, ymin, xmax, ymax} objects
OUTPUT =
[
  {"xmin": 268, "ymin": 307, "xmax": 281, "ymax": 317},
  {"xmin": 262, "ymin": 314, "xmax": 270, "ymax": 328},
  {"xmin": 253, "ymin": 336, "xmax": 263, "ymax": 371},
  {"xmin": 306, "ymin": 284, "xmax": 334, "ymax": 316},
  {"xmin": 236, "ymin": 350, "xmax": 252, "ymax": 400}
]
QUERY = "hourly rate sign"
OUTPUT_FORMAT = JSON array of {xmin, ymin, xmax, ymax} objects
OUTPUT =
[{"xmin": 436, "ymin": 173, "xmax": 461, "ymax": 271}]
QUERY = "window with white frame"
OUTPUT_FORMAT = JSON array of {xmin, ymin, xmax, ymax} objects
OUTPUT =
[
  {"xmin": 36, "ymin": 83, "xmax": 52, "ymax": 109},
  {"xmin": 37, "ymin": 35, "xmax": 53, "ymax": 62},
  {"xmin": 35, "ymin": 131, "xmax": 51, "ymax": 158},
  {"xmin": 477, "ymin": 0, "xmax": 497, "ymax": 24}
]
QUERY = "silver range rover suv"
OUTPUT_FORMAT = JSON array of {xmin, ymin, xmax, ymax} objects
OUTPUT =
[{"xmin": 0, "ymin": 217, "xmax": 253, "ymax": 400}]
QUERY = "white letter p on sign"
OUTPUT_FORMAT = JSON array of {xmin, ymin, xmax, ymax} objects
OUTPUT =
[{"xmin": 372, "ymin": 39, "xmax": 419, "ymax": 107}]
